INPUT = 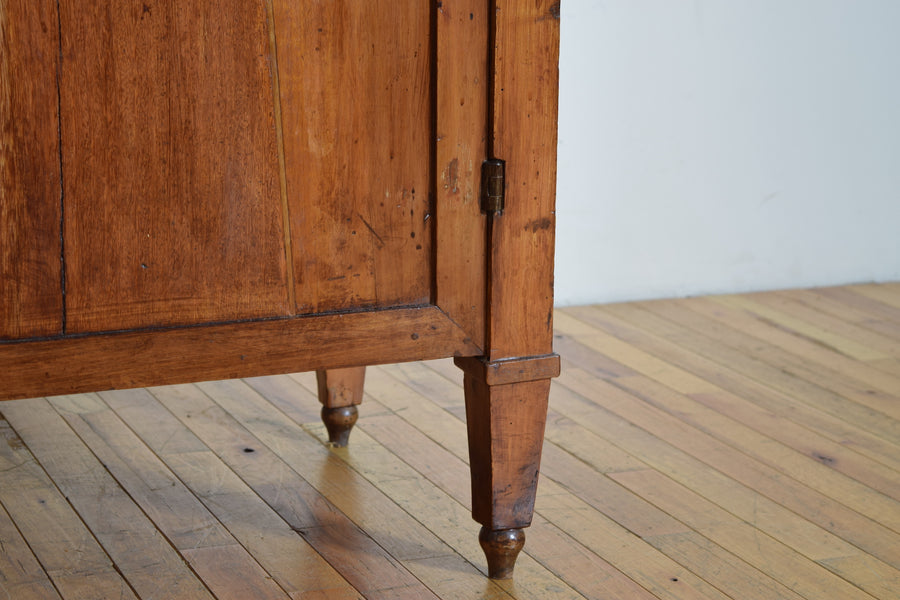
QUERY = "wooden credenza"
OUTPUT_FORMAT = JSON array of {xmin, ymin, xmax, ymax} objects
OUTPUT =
[{"xmin": 1, "ymin": 0, "xmax": 559, "ymax": 579}]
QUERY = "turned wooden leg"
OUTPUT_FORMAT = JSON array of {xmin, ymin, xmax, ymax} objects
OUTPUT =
[
  {"xmin": 455, "ymin": 355, "xmax": 559, "ymax": 579},
  {"xmin": 316, "ymin": 367, "xmax": 366, "ymax": 447}
]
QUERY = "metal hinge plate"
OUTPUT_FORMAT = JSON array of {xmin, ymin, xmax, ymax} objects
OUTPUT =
[{"xmin": 480, "ymin": 158, "xmax": 505, "ymax": 214}]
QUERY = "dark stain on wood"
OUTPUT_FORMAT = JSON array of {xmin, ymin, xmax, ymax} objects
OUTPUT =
[
  {"xmin": 524, "ymin": 218, "xmax": 552, "ymax": 233},
  {"xmin": 812, "ymin": 452, "xmax": 836, "ymax": 465},
  {"xmin": 550, "ymin": 2, "xmax": 561, "ymax": 20}
]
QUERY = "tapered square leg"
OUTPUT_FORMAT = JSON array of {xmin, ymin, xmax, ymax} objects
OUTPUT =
[
  {"xmin": 455, "ymin": 354, "xmax": 558, "ymax": 579},
  {"xmin": 316, "ymin": 366, "xmax": 366, "ymax": 447}
]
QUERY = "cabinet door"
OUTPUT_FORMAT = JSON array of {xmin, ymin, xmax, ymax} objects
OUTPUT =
[
  {"xmin": 2, "ymin": 1, "xmax": 491, "ymax": 398},
  {"xmin": 54, "ymin": 0, "xmax": 487, "ymax": 340}
]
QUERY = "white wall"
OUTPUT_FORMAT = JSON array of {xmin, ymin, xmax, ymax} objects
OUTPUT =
[{"xmin": 554, "ymin": 0, "xmax": 900, "ymax": 306}]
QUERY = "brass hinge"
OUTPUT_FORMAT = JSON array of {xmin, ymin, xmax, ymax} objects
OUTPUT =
[{"xmin": 480, "ymin": 158, "xmax": 505, "ymax": 215}]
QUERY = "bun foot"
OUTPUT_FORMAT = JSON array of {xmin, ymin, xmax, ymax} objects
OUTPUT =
[
  {"xmin": 321, "ymin": 405, "xmax": 358, "ymax": 447},
  {"xmin": 479, "ymin": 527, "xmax": 525, "ymax": 579}
]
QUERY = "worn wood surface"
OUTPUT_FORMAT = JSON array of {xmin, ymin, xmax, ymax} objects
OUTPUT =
[
  {"xmin": 3, "ymin": 285, "xmax": 898, "ymax": 598},
  {"xmin": 454, "ymin": 354, "xmax": 558, "ymax": 577},
  {"xmin": 317, "ymin": 367, "xmax": 367, "ymax": 447},
  {"xmin": 317, "ymin": 367, "xmax": 367, "ymax": 409},
  {"xmin": 1, "ymin": 285, "xmax": 899, "ymax": 598},
  {"xmin": 463, "ymin": 375, "xmax": 550, "ymax": 531},
  {"xmin": 448, "ymin": 0, "xmax": 561, "ymax": 577},
  {"xmin": 5, "ymin": 0, "xmax": 483, "ymax": 334},
  {"xmin": 484, "ymin": 0, "xmax": 560, "ymax": 361},
  {"xmin": 0, "ymin": 0, "xmax": 62, "ymax": 339},
  {"xmin": 2, "ymin": 1, "xmax": 498, "ymax": 396},
  {"xmin": 434, "ymin": 0, "xmax": 489, "ymax": 347},
  {"xmin": 58, "ymin": 0, "xmax": 290, "ymax": 332},
  {"xmin": 0, "ymin": 307, "xmax": 479, "ymax": 401},
  {"xmin": 274, "ymin": 0, "xmax": 433, "ymax": 314}
]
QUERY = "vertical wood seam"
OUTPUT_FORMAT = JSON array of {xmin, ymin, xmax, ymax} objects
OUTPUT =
[
  {"xmin": 428, "ymin": 0, "xmax": 439, "ymax": 305},
  {"xmin": 483, "ymin": 0, "xmax": 499, "ymax": 357},
  {"xmin": 54, "ymin": 0, "xmax": 66, "ymax": 334},
  {"xmin": 264, "ymin": 0, "xmax": 296, "ymax": 314},
  {"xmin": 485, "ymin": 0, "xmax": 497, "ymax": 158}
]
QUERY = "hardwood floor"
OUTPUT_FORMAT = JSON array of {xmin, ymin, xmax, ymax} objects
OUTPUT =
[{"xmin": 2, "ymin": 283, "xmax": 899, "ymax": 599}]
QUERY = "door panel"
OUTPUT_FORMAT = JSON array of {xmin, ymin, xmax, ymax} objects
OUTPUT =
[
  {"xmin": 17, "ymin": 1, "xmax": 487, "ymax": 342},
  {"xmin": 60, "ymin": 0, "xmax": 290, "ymax": 333},
  {"xmin": 274, "ymin": 0, "xmax": 433, "ymax": 314},
  {"xmin": 0, "ymin": 0, "xmax": 63, "ymax": 339}
]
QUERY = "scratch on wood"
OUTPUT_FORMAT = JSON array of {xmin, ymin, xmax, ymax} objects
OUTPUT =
[
  {"xmin": 443, "ymin": 158, "xmax": 460, "ymax": 195},
  {"xmin": 357, "ymin": 214, "xmax": 385, "ymax": 248}
]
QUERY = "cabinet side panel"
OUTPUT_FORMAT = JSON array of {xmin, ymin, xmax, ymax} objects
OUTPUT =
[
  {"xmin": 60, "ymin": 1, "xmax": 290, "ymax": 333},
  {"xmin": 486, "ymin": 0, "xmax": 560, "ymax": 360},
  {"xmin": 274, "ymin": 1, "xmax": 432, "ymax": 314},
  {"xmin": 0, "ymin": 0, "xmax": 63, "ymax": 339},
  {"xmin": 434, "ymin": 0, "xmax": 488, "ymax": 348}
]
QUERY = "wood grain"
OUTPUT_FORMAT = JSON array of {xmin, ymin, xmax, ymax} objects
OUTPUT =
[
  {"xmin": 0, "ymin": 409, "xmax": 141, "ymax": 600},
  {"xmin": 0, "ymin": 463, "xmax": 61, "ymax": 600},
  {"xmin": 187, "ymin": 379, "xmax": 446, "ymax": 598},
  {"xmin": 0, "ymin": 0, "xmax": 62, "ymax": 339},
  {"xmin": 455, "ymin": 354, "xmax": 560, "ymax": 386},
  {"xmin": 386, "ymin": 363, "xmax": 740, "ymax": 600},
  {"xmin": 551, "ymin": 367, "xmax": 900, "ymax": 599},
  {"xmin": 58, "ymin": 0, "xmax": 289, "ymax": 332},
  {"xmin": 485, "ymin": 0, "xmax": 560, "ymax": 361},
  {"xmin": 727, "ymin": 292, "xmax": 900, "ymax": 369},
  {"xmin": 274, "ymin": 0, "xmax": 433, "ymax": 314},
  {"xmin": 100, "ymin": 385, "xmax": 381, "ymax": 598},
  {"xmin": 434, "ymin": 0, "xmax": 489, "ymax": 346},
  {"xmin": 576, "ymin": 301, "xmax": 900, "ymax": 446},
  {"xmin": 562, "ymin": 304, "xmax": 900, "ymax": 499},
  {"xmin": 463, "ymin": 375, "xmax": 550, "ymax": 530},
  {"xmin": 823, "ymin": 285, "xmax": 900, "ymax": 323},
  {"xmin": 3, "ymin": 284, "xmax": 900, "ymax": 599},
  {"xmin": 317, "ymin": 367, "xmax": 366, "ymax": 408},
  {"xmin": 610, "ymin": 468, "xmax": 880, "ymax": 600},
  {"xmin": 558, "ymin": 356, "xmax": 900, "ymax": 571},
  {"xmin": 316, "ymin": 366, "xmax": 366, "ymax": 446},
  {"xmin": 0, "ymin": 306, "xmax": 480, "ymax": 401},
  {"xmin": 3, "ymin": 398, "xmax": 216, "ymax": 600}
]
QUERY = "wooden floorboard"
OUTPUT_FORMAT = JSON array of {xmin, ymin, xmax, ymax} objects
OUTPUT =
[{"xmin": 1, "ymin": 283, "xmax": 899, "ymax": 599}]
